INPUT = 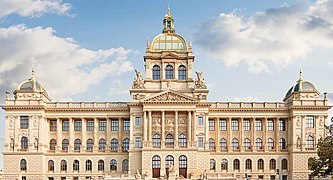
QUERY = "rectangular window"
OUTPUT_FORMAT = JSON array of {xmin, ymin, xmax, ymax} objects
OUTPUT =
[
  {"xmin": 135, "ymin": 137, "xmax": 142, "ymax": 148},
  {"xmin": 86, "ymin": 120, "xmax": 94, "ymax": 131},
  {"xmin": 198, "ymin": 117, "xmax": 204, "ymax": 126},
  {"xmin": 209, "ymin": 119, "xmax": 215, "ymax": 131},
  {"xmin": 267, "ymin": 120, "xmax": 274, "ymax": 131},
  {"xmin": 50, "ymin": 120, "xmax": 57, "ymax": 131},
  {"xmin": 243, "ymin": 119, "xmax": 250, "ymax": 131},
  {"xmin": 279, "ymin": 119, "xmax": 286, "ymax": 131},
  {"xmin": 74, "ymin": 120, "xmax": 82, "ymax": 131},
  {"xmin": 62, "ymin": 120, "xmax": 69, "ymax": 131},
  {"xmin": 98, "ymin": 119, "xmax": 106, "ymax": 131},
  {"xmin": 306, "ymin": 115, "xmax": 314, "ymax": 128},
  {"xmin": 219, "ymin": 119, "xmax": 227, "ymax": 131},
  {"xmin": 197, "ymin": 137, "xmax": 204, "ymax": 148},
  {"xmin": 20, "ymin": 116, "xmax": 29, "ymax": 129},
  {"xmin": 231, "ymin": 119, "xmax": 239, "ymax": 131},
  {"xmin": 111, "ymin": 119, "xmax": 118, "ymax": 131},
  {"xmin": 135, "ymin": 117, "xmax": 141, "ymax": 126},
  {"xmin": 255, "ymin": 120, "xmax": 262, "ymax": 131},
  {"xmin": 123, "ymin": 119, "xmax": 130, "ymax": 131}
]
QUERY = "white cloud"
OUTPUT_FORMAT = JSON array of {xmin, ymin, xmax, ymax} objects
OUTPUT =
[
  {"xmin": 195, "ymin": 0, "xmax": 333, "ymax": 73},
  {"xmin": 0, "ymin": 0, "xmax": 71, "ymax": 18},
  {"xmin": 0, "ymin": 24, "xmax": 134, "ymax": 100}
]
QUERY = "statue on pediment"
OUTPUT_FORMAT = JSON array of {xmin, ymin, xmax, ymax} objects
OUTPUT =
[
  {"xmin": 195, "ymin": 71, "xmax": 207, "ymax": 89},
  {"xmin": 132, "ymin": 69, "xmax": 145, "ymax": 89}
]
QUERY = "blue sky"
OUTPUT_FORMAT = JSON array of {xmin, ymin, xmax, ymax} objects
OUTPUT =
[{"xmin": 0, "ymin": 0, "xmax": 333, "ymax": 168}]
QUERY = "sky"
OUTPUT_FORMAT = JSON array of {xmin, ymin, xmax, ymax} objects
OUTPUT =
[{"xmin": 0, "ymin": 0, "xmax": 333, "ymax": 169}]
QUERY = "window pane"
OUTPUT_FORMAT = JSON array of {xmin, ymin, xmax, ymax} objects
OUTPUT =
[{"xmin": 20, "ymin": 116, "xmax": 29, "ymax": 129}]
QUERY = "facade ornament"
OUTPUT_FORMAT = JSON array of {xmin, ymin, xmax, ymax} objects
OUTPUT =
[
  {"xmin": 195, "ymin": 71, "xmax": 207, "ymax": 89},
  {"xmin": 199, "ymin": 170, "xmax": 208, "ymax": 180},
  {"xmin": 178, "ymin": 117, "xmax": 187, "ymax": 124},
  {"xmin": 196, "ymin": 94, "xmax": 207, "ymax": 100},
  {"xmin": 133, "ymin": 94, "xmax": 145, "ymax": 100},
  {"xmin": 10, "ymin": 138, "xmax": 14, "ymax": 150},
  {"xmin": 5, "ymin": 92, "xmax": 9, "ymax": 99},
  {"xmin": 149, "ymin": 92, "xmax": 191, "ymax": 102},
  {"xmin": 132, "ymin": 70, "xmax": 145, "ymax": 89},
  {"xmin": 166, "ymin": 79, "xmax": 172, "ymax": 88},
  {"xmin": 34, "ymin": 137, "xmax": 39, "ymax": 150},
  {"xmin": 134, "ymin": 169, "xmax": 141, "ymax": 180}
]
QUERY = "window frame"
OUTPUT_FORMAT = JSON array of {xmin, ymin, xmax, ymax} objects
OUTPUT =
[{"xmin": 20, "ymin": 116, "xmax": 29, "ymax": 129}]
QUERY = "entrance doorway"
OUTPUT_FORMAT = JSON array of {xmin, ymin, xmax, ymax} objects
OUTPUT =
[
  {"xmin": 179, "ymin": 155, "xmax": 187, "ymax": 178},
  {"xmin": 152, "ymin": 155, "xmax": 161, "ymax": 178}
]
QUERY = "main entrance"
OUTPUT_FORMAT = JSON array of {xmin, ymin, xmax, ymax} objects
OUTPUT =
[
  {"xmin": 179, "ymin": 155, "xmax": 187, "ymax": 178},
  {"xmin": 152, "ymin": 155, "xmax": 161, "ymax": 178}
]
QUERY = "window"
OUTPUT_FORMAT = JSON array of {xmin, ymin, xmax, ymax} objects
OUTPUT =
[
  {"xmin": 135, "ymin": 117, "xmax": 141, "ymax": 126},
  {"xmin": 279, "ymin": 138, "xmax": 286, "ymax": 150},
  {"xmin": 267, "ymin": 119, "xmax": 274, "ymax": 131},
  {"xmin": 233, "ymin": 159, "xmax": 240, "ymax": 170},
  {"xmin": 220, "ymin": 138, "xmax": 227, "ymax": 150},
  {"xmin": 270, "ymin": 175, "xmax": 276, "ymax": 180},
  {"xmin": 152, "ymin": 155, "xmax": 161, "ymax": 169},
  {"xmin": 267, "ymin": 138, "xmax": 274, "ymax": 149},
  {"xmin": 279, "ymin": 119, "xmax": 286, "ymax": 131},
  {"xmin": 307, "ymin": 136, "xmax": 314, "ymax": 149},
  {"xmin": 152, "ymin": 65, "xmax": 161, "ymax": 80},
  {"xmin": 86, "ymin": 120, "xmax": 94, "ymax": 131},
  {"xmin": 20, "ymin": 159, "xmax": 27, "ymax": 171},
  {"xmin": 178, "ymin": 65, "xmax": 186, "ymax": 80},
  {"xmin": 178, "ymin": 134, "xmax": 187, "ymax": 148},
  {"xmin": 21, "ymin": 136, "xmax": 28, "ymax": 150},
  {"xmin": 197, "ymin": 117, "xmax": 204, "ymax": 126},
  {"xmin": 231, "ymin": 119, "xmax": 238, "ymax": 131},
  {"xmin": 122, "ymin": 138, "xmax": 129, "ymax": 151},
  {"xmin": 98, "ymin": 160, "xmax": 104, "ymax": 171},
  {"xmin": 99, "ymin": 138, "xmax": 106, "ymax": 151},
  {"xmin": 85, "ymin": 160, "xmax": 92, "ymax": 171},
  {"xmin": 122, "ymin": 159, "xmax": 129, "ymax": 172},
  {"xmin": 281, "ymin": 159, "xmax": 288, "ymax": 170},
  {"xmin": 221, "ymin": 159, "xmax": 228, "ymax": 170},
  {"xmin": 255, "ymin": 120, "xmax": 262, "ymax": 131},
  {"xmin": 135, "ymin": 137, "xmax": 142, "ymax": 148},
  {"xmin": 74, "ymin": 120, "xmax": 82, "ymax": 131},
  {"xmin": 110, "ymin": 159, "xmax": 117, "ymax": 171},
  {"xmin": 210, "ymin": 159, "xmax": 216, "ymax": 170},
  {"xmin": 255, "ymin": 138, "xmax": 263, "ymax": 150},
  {"xmin": 86, "ymin": 139, "xmax": 94, "ymax": 152},
  {"xmin": 111, "ymin": 119, "xmax": 118, "ymax": 131},
  {"xmin": 209, "ymin": 138, "xmax": 215, "ymax": 150},
  {"xmin": 243, "ymin": 120, "xmax": 250, "ymax": 131},
  {"xmin": 269, "ymin": 159, "xmax": 276, "ymax": 169},
  {"xmin": 20, "ymin": 116, "xmax": 29, "ymax": 129},
  {"xmin": 60, "ymin": 160, "xmax": 67, "ymax": 171},
  {"xmin": 73, "ymin": 160, "xmax": 80, "ymax": 171},
  {"xmin": 50, "ymin": 120, "xmax": 57, "ymax": 131},
  {"xmin": 179, "ymin": 155, "xmax": 187, "ymax": 168},
  {"xmin": 232, "ymin": 138, "xmax": 239, "ymax": 150},
  {"xmin": 245, "ymin": 159, "xmax": 252, "ymax": 170},
  {"xmin": 62, "ymin": 139, "xmax": 69, "ymax": 151},
  {"xmin": 209, "ymin": 119, "xmax": 215, "ymax": 131},
  {"xmin": 198, "ymin": 137, "xmax": 204, "ymax": 148},
  {"xmin": 219, "ymin": 119, "xmax": 227, "ymax": 131},
  {"xmin": 111, "ymin": 138, "xmax": 118, "ymax": 151},
  {"xmin": 49, "ymin": 139, "xmax": 56, "ymax": 150},
  {"xmin": 98, "ymin": 119, "xmax": 106, "ymax": 131},
  {"xmin": 282, "ymin": 175, "xmax": 288, "ymax": 180},
  {"xmin": 48, "ymin": 160, "xmax": 54, "ymax": 171},
  {"xmin": 123, "ymin": 119, "xmax": 130, "ymax": 131},
  {"xmin": 165, "ymin": 155, "xmax": 174, "ymax": 169},
  {"xmin": 165, "ymin": 65, "xmax": 173, "ymax": 79},
  {"xmin": 258, "ymin": 159, "xmax": 264, "ymax": 170},
  {"xmin": 306, "ymin": 116, "xmax": 315, "ymax": 128},
  {"xmin": 74, "ymin": 139, "xmax": 81, "ymax": 151},
  {"xmin": 244, "ymin": 138, "xmax": 251, "ymax": 150},
  {"xmin": 153, "ymin": 134, "xmax": 161, "ymax": 148},
  {"xmin": 165, "ymin": 134, "xmax": 174, "ymax": 147},
  {"xmin": 62, "ymin": 120, "xmax": 69, "ymax": 131}
]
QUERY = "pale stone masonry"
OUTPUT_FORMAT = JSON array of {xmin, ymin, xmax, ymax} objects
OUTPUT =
[{"xmin": 1, "ymin": 8, "xmax": 331, "ymax": 180}]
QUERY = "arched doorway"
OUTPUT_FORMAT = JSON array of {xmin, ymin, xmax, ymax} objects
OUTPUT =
[
  {"xmin": 179, "ymin": 155, "xmax": 187, "ymax": 178},
  {"xmin": 165, "ymin": 155, "xmax": 174, "ymax": 177},
  {"xmin": 152, "ymin": 155, "xmax": 161, "ymax": 178}
]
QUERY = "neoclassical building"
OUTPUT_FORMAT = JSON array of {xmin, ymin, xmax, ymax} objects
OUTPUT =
[{"xmin": 1, "ymin": 9, "xmax": 331, "ymax": 180}]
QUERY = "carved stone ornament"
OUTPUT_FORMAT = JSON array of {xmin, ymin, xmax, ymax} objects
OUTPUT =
[
  {"xmin": 166, "ymin": 118, "xmax": 174, "ymax": 125},
  {"xmin": 153, "ymin": 118, "xmax": 161, "ymax": 125},
  {"xmin": 148, "ymin": 92, "xmax": 193, "ymax": 102},
  {"xmin": 178, "ymin": 117, "xmax": 187, "ymax": 124},
  {"xmin": 132, "ymin": 69, "xmax": 145, "ymax": 89},
  {"xmin": 133, "ymin": 94, "xmax": 145, "ymax": 100},
  {"xmin": 296, "ymin": 116, "xmax": 301, "ymax": 127},
  {"xmin": 196, "ymin": 94, "xmax": 207, "ymax": 100},
  {"xmin": 195, "ymin": 71, "xmax": 207, "ymax": 89},
  {"xmin": 9, "ymin": 116, "xmax": 14, "ymax": 127},
  {"xmin": 319, "ymin": 116, "xmax": 324, "ymax": 126}
]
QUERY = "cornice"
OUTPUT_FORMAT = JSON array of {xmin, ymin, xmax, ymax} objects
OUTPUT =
[
  {"xmin": 1, "ymin": 105, "xmax": 44, "ymax": 111},
  {"xmin": 209, "ymin": 108, "xmax": 289, "ymax": 112},
  {"xmin": 289, "ymin": 106, "xmax": 331, "ymax": 110}
]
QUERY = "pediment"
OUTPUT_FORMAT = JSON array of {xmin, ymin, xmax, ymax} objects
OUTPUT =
[
  {"xmin": 161, "ymin": 52, "xmax": 179, "ymax": 58},
  {"xmin": 144, "ymin": 91, "xmax": 197, "ymax": 103}
]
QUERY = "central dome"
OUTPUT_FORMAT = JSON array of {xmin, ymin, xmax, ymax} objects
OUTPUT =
[
  {"xmin": 284, "ymin": 70, "xmax": 318, "ymax": 100},
  {"xmin": 151, "ymin": 33, "xmax": 187, "ymax": 51}
]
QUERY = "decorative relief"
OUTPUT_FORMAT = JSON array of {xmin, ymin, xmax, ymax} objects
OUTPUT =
[
  {"xmin": 16, "ymin": 93, "xmax": 41, "ymax": 99},
  {"xmin": 300, "ymin": 93, "xmax": 319, "ymax": 99},
  {"xmin": 318, "ymin": 116, "xmax": 324, "ymax": 126},
  {"xmin": 196, "ymin": 94, "xmax": 207, "ymax": 100},
  {"xmin": 165, "ymin": 117, "xmax": 174, "ymax": 125},
  {"xmin": 152, "ymin": 118, "xmax": 161, "ymax": 125},
  {"xmin": 149, "ymin": 92, "xmax": 192, "ymax": 102},
  {"xmin": 295, "ymin": 116, "xmax": 301, "ymax": 127},
  {"xmin": 195, "ymin": 71, "xmax": 207, "ymax": 89},
  {"xmin": 133, "ymin": 94, "xmax": 145, "ymax": 100},
  {"xmin": 132, "ymin": 70, "xmax": 145, "ymax": 89},
  {"xmin": 9, "ymin": 116, "xmax": 14, "ymax": 127},
  {"xmin": 178, "ymin": 117, "xmax": 187, "ymax": 124},
  {"xmin": 33, "ymin": 116, "xmax": 38, "ymax": 128}
]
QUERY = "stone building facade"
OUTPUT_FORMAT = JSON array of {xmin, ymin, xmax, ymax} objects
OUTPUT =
[{"xmin": 1, "ymin": 9, "xmax": 331, "ymax": 180}]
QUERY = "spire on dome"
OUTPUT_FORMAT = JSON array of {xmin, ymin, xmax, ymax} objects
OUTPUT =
[
  {"xmin": 298, "ymin": 68, "xmax": 303, "ymax": 82},
  {"xmin": 162, "ymin": 7, "xmax": 175, "ymax": 34}
]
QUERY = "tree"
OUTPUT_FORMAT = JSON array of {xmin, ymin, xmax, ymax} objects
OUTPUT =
[{"xmin": 309, "ymin": 118, "xmax": 333, "ymax": 177}]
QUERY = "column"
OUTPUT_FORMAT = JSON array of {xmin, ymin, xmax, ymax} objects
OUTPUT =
[
  {"xmin": 239, "ymin": 118, "xmax": 243, "ymax": 152},
  {"xmin": 106, "ymin": 118, "xmax": 111, "ymax": 151},
  {"xmin": 143, "ymin": 111, "xmax": 147, "ymax": 142},
  {"xmin": 192, "ymin": 111, "xmax": 196, "ymax": 143},
  {"xmin": 161, "ymin": 111, "xmax": 165, "ymax": 148},
  {"xmin": 69, "ymin": 118, "xmax": 74, "ymax": 152},
  {"xmin": 227, "ymin": 117, "xmax": 232, "ymax": 152},
  {"xmin": 187, "ymin": 111, "xmax": 192, "ymax": 147},
  {"xmin": 263, "ymin": 118, "xmax": 267, "ymax": 152},
  {"xmin": 118, "ymin": 117, "xmax": 122, "ymax": 152},
  {"xmin": 56, "ymin": 118, "xmax": 62, "ymax": 151},
  {"xmin": 204, "ymin": 113, "xmax": 209, "ymax": 149},
  {"xmin": 215, "ymin": 117, "xmax": 219, "ymax": 152},
  {"xmin": 148, "ymin": 111, "xmax": 152, "ymax": 142},
  {"xmin": 130, "ymin": 114, "xmax": 134, "ymax": 148},
  {"xmin": 81, "ymin": 118, "xmax": 86, "ymax": 150},
  {"xmin": 275, "ymin": 117, "xmax": 279, "ymax": 152},
  {"xmin": 93, "ymin": 117, "xmax": 98, "ymax": 152},
  {"xmin": 174, "ymin": 111, "xmax": 178, "ymax": 148},
  {"xmin": 251, "ymin": 117, "xmax": 255, "ymax": 152}
]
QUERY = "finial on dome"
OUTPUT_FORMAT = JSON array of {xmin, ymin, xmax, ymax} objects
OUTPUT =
[
  {"xmin": 32, "ymin": 65, "xmax": 36, "ymax": 79},
  {"xmin": 162, "ymin": 6, "xmax": 175, "ymax": 34},
  {"xmin": 167, "ymin": 5, "xmax": 171, "ymax": 15},
  {"xmin": 146, "ymin": 36, "xmax": 150, "ymax": 49},
  {"xmin": 298, "ymin": 68, "xmax": 303, "ymax": 81},
  {"xmin": 189, "ymin": 37, "xmax": 192, "ymax": 47}
]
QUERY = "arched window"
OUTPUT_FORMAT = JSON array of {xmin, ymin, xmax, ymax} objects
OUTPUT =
[
  {"xmin": 152, "ymin": 134, "xmax": 161, "ymax": 148},
  {"xmin": 281, "ymin": 159, "xmax": 288, "ymax": 170},
  {"xmin": 48, "ymin": 160, "xmax": 54, "ymax": 171},
  {"xmin": 245, "ymin": 159, "xmax": 252, "ymax": 170},
  {"xmin": 255, "ymin": 138, "xmax": 262, "ymax": 150},
  {"xmin": 269, "ymin": 159, "xmax": 276, "ymax": 170},
  {"xmin": 233, "ymin": 159, "xmax": 240, "ymax": 170},
  {"xmin": 21, "ymin": 136, "xmax": 28, "ymax": 150},
  {"xmin": 210, "ymin": 159, "xmax": 216, "ymax": 170},
  {"xmin": 110, "ymin": 159, "xmax": 117, "ymax": 171},
  {"xmin": 258, "ymin": 159, "xmax": 264, "ymax": 170},
  {"xmin": 49, "ymin": 139, "xmax": 57, "ymax": 150},
  {"xmin": 74, "ymin": 139, "xmax": 81, "ymax": 151},
  {"xmin": 99, "ymin": 138, "xmax": 106, "ymax": 151},
  {"xmin": 20, "ymin": 159, "xmax": 27, "ymax": 171},
  {"xmin": 152, "ymin": 155, "xmax": 161, "ymax": 168},
  {"xmin": 62, "ymin": 139, "xmax": 69, "ymax": 151},
  {"xmin": 178, "ymin": 65, "xmax": 186, "ymax": 80},
  {"xmin": 307, "ymin": 136, "xmax": 314, "ymax": 149},
  {"xmin": 221, "ymin": 159, "xmax": 228, "ymax": 170},
  {"xmin": 86, "ymin": 139, "xmax": 94, "ymax": 152},
  {"xmin": 86, "ymin": 160, "xmax": 92, "ymax": 171},
  {"xmin": 111, "ymin": 138, "xmax": 118, "ymax": 151},
  {"xmin": 98, "ymin": 160, "xmax": 104, "ymax": 171},
  {"xmin": 232, "ymin": 138, "xmax": 239, "ymax": 150},
  {"xmin": 179, "ymin": 155, "xmax": 187, "ymax": 168},
  {"xmin": 122, "ymin": 159, "xmax": 129, "ymax": 172},
  {"xmin": 209, "ymin": 138, "xmax": 215, "ymax": 150},
  {"xmin": 165, "ymin": 155, "xmax": 174, "ymax": 169},
  {"xmin": 152, "ymin": 65, "xmax": 161, "ymax": 80},
  {"xmin": 220, "ymin": 138, "xmax": 227, "ymax": 150},
  {"xmin": 73, "ymin": 160, "xmax": 79, "ymax": 171},
  {"xmin": 60, "ymin": 160, "xmax": 67, "ymax": 171},
  {"xmin": 122, "ymin": 138, "xmax": 130, "ymax": 151},
  {"xmin": 165, "ymin": 65, "xmax": 174, "ymax": 79},
  {"xmin": 178, "ymin": 134, "xmax": 187, "ymax": 148},
  {"xmin": 267, "ymin": 138, "xmax": 274, "ymax": 149},
  {"xmin": 279, "ymin": 138, "xmax": 286, "ymax": 150},
  {"xmin": 165, "ymin": 134, "xmax": 174, "ymax": 147},
  {"xmin": 244, "ymin": 138, "xmax": 251, "ymax": 150}
]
